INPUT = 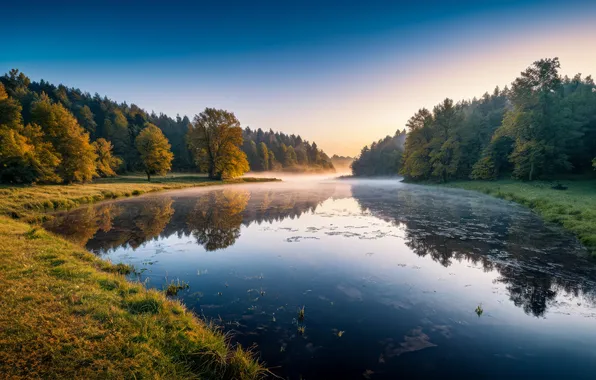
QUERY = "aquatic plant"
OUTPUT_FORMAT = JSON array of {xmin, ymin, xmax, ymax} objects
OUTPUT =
[
  {"xmin": 337, "ymin": 330, "xmax": 345, "ymax": 338},
  {"xmin": 164, "ymin": 279, "xmax": 190, "ymax": 296},
  {"xmin": 297, "ymin": 306, "xmax": 305, "ymax": 321},
  {"xmin": 297, "ymin": 325, "xmax": 306, "ymax": 335},
  {"xmin": 475, "ymin": 304, "xmax": 484, "ymax": 317}
]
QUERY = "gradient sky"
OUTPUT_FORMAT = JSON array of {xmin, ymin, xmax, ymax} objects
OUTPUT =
[{"xmin": 2, "ymin": 0, "xmax": 596, "ymax": 156}]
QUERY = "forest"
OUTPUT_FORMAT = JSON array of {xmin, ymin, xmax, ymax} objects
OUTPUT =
[
  {"xmin": 351, "ymin": 58, "xmax": 596, "ymax": 181},
  {"xmin": 241, "ymin": 127, "xmax": 334, "ymax": 172},
  {"xmin": 350, "ymin": 130, "xmax": 406, "ymax": 176},
  {"xmin": 0, "ymin": 70, "xmax": 334, "ymax": 184}
]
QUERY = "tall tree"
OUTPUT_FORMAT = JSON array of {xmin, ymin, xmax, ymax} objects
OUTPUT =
[
  {"xmin": 258, "ymin": 142, "xmax": 270, "ymax": 171},
  {"xmin": 186, "ymin": 108, "xmax": 249, "ymax": 179},
  {"xmin": 30, "ymin": 94, "xmax": 97, "ymax": 182},
  {"xmin": 135, "ymin": 123, "xmax": 174, "ymax": 181}
]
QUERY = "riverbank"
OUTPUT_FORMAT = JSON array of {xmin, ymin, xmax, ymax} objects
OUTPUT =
[
  {"xmin": 0, "ymin": 174, "xmax": 275, "ymax": 379},
  {"xmin": 438, "ymin": 179, "xmax": 596, "ymax": 255},
  {"xmin": 0, "ymin": 174, "xmax": 277, "ymax": 222}
]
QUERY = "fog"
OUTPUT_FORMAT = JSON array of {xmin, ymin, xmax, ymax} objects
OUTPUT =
[{"xmin": 243, "ymin": 170, "xmax": 351, "ymax": 182}]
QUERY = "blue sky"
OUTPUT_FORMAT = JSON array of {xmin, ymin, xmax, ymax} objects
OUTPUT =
[{"xmin": 2, "ymin": 0, "xmax": 596, "ymax": 155}]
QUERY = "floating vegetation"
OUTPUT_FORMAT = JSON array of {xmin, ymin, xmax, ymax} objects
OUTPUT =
[
  {"xmin": 297, "ymin": 325, "xmax": 306, "ymax": 335},
  {"xmin": 286, "ymin": 236, "xmax": 320, "ymax": 243},
  {"xmin": 280, "ymin": 345, "xmax": 286, "ymax": 352},
  {"xmin": 475, "ymin": 304, "xmax": 484, "ymax": 317},
  {"xmin": 164, "ymin": 279, "xmax": 189, "ymax": 296},
  {"xmin": 337, "ymin": 330, "xmax": 345, "ymax": 338},
  {"xmin": 217, "ymin": 291, "xmax": 223, "ymax": 296},
  {"xmin": 190, "ymin": 291, "xmax": 204, "ymax": 299},
  {"xmin": 272, "ymin": 314, "xmax": 276, "ymax": 322},
  {"xmin": 260, "ymin": 288, "xmax": 266, "ymax": 296},
  {"xmin": 197, "ymin": 269, "xmax": 208, "ymax": 276},
  {"xmin": 297, "ymin": 306, "xmax": 305, "ymax": 321}
]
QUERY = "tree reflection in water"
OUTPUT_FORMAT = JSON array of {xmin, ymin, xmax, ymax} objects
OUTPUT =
[
  {"xmin": 186, "ymin": 190, "xmax": 249, "ymax": 251},
  {"xmin": 44, "ymin": 182, "xmax": 596, "ymax": 318},
  {"xmin": 349, "ymin": 183, "xmax": 596, "ymax": 318}
]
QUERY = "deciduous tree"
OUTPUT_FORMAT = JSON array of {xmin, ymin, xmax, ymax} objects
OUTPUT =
[
  {"xmin": 186, "ymin": 108, "xmax": 249, "ymax": 179},
  {"xmin": 93, "ymin": 138, "xmax": 122, "ymax": 177},
  {"xmin": 135, "ymin": 123, "xmax": 174, "ymax": 181}
]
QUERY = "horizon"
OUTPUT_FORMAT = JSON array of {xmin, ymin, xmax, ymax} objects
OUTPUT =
[{"xmin": 2, "ymin": 0, "xmax": 596, "ymax": 156}]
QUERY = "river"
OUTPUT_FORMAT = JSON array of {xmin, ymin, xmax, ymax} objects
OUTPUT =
[{"xmin": 44, "ymin": 178, "xmax": 596, "ymax": 379}]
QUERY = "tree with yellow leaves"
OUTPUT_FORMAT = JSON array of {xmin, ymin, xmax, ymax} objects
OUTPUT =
[
  {"xmin": 93, "ymin": 138, "xmax": 122, "ymax": 177},
  {"xmin": 186, "ymin": 108, "xmax": 249, "ymax": 179},
  {"xmin": 135, "ymin": 123, "xmax": 174, "ymax": 181},
  {"xmin": 0, "ymin": 84, "xmax": 61, "ymax": 183},
  {"xmin": 31, "ymin": 93, "xmax": 97, "ymax": 183}
]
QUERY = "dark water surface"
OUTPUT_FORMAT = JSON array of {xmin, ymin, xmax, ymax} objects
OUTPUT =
[{"xmin": 45, "ymin": 179, "xmax": 596, "ymax": 379}]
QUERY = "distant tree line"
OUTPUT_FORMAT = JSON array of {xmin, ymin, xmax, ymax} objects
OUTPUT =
[
  {"xmin": 351, "ymin": 130, "xmax": 406, "ymax": 176},
  {"xmin": 351, "ymin": 58, "xmax": 596, "ymax": 181},
  {"xmin": 330, "ymin": 155, "xmax": 354, "ymax": 171},
  {"xmin": 241, "ymin": 127, "xmax": 334, "ymax": 172},
  {"xmin": 0, "ymin": 70, "xmax": 334, "ymax": 183}
]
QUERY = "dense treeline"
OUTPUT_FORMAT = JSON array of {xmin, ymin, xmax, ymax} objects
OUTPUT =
[
  {"xmin": 351, "ymin": 130, "xmax": 406, "ymax": 176},
  {"xmin": 400, "ymin": 58, "xmax": 596, "ymax": 182},
  {"xmin": 351, "ymin": 58, "xmax": 596, "ymax": 181},
  {"xmin": 0, "ymin": 70, "xmax": 334, "ymax": 183},
  {"xmin": 241, "ymin": 127, "xmax": 334, "ymax": 172}
]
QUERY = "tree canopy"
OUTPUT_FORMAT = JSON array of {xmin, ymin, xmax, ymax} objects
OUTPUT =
[
  {"xmin": 0, "ymin": 70, "xmax": 333, "ymax": 183},
  {"xmin": 135, "ymin": 124, "xmax": 174, "ymax": 181},
  {"xmin": 241, "ymin": 127, "xmax": 334, "ymax": 172},
  {"xmin": 351, "ymin": 130, "xmax": 406, "ymax": 176},
  {"xmin": 186, "ymin": 108, "xmax": 249, "ymax": 179},
  {"xmin": 395, "ymin": 58, "xmax": 596, "ymax": 182}
]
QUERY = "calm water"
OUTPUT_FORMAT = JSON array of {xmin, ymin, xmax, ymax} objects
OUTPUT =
[{"xmin": 45, "ymin": 179, "xmax": 596, "ymax": 379}]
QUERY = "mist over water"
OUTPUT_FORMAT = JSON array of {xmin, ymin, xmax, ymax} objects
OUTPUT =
[
  {"xmin": 243, "ymin": 171, "xmax": 351, "ymax": 182},
  {"xmin": 45, "ymin": 178, "xmax": 596, "ymax": 379}
]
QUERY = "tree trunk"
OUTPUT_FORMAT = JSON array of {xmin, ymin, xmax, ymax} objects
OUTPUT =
[
  {"xmin": 147, "ymin": 171, "xmax": 151, "ymax": 182},
  {"xmin": 208, "ymin": 163, "xmax": 216, "ymax": 179},
  {"xmin": 529, "ymin": 162, "xmax": 534, "ymax": 181}
]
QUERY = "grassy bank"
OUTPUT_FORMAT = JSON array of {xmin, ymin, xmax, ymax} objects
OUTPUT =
[
  {"xmin": 0, "ymin": 173, "xmax": 277, "ymax": 222},
  {"xmin": 439, "ymin": 179, "xmax": 596, "ymax": 255},
  {"xmin": 0, "ymin": 174, "xmax": 275, "ymax": 379}
]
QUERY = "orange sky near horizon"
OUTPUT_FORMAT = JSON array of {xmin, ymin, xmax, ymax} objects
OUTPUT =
[{"xmin": 300, "ymin": 24, "xmax": 596, "ymax": 156}]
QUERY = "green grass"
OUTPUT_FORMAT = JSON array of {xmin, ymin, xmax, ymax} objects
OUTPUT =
[
  {"xmin": 439, "ymin": 179, "xmax": 596, "ymax": 255},
  {"xmin": 0, "ymin": 173, "xmax": 277, "ymax": 379}
]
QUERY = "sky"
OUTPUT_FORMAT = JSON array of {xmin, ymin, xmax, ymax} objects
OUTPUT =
[{"xmin": 2, "ymin": 0, "xmax": 596, "ymax": 156}]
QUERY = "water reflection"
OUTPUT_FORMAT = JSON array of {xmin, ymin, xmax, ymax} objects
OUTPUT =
[
  {"xmin": 45, "ymin": 182, "xmax": 596, "ymax": 321},
  {"xmin": 187, "ymin": 190, "xmax": 249, "ymax": 251},
  {"xmin": 349, "ymin": 183, "xmax": 596, "ymax": 317},
  {"xmin": 46, "ymin": 185, "xmax": 339, "ymax": 252}
]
